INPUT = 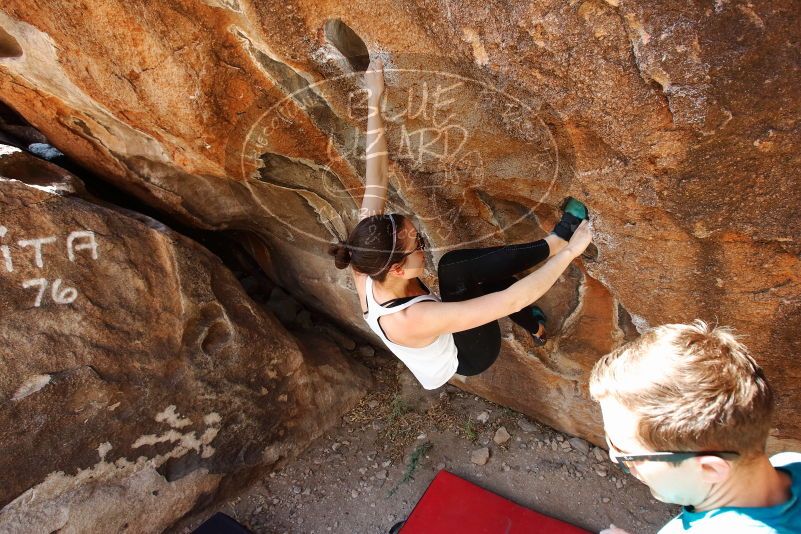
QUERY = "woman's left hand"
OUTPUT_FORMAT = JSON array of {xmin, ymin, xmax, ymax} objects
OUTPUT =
[
  {"xmin": 600, "ymin": 525, "xmax": 633, "ymax": 534},
  {"xmin": 365, "ymin": 58, "xmax": 385, "ymax": 101}
]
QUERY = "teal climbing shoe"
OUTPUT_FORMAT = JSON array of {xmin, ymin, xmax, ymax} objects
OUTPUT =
[
  {"xmin": 531, "ymin": 306, "xmax": 548, "ymax": 347},
  {"xmin": 551, "ymin": 196, "xmax": 589, "ymax": 241},
  {"xmin": 561, "ymin": 196, "xmax": 588, "ymax": 220}
]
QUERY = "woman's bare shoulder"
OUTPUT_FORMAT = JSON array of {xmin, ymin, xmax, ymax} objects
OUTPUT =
[
  {"xmin": 352, "ymin": 270, "xmax": 367, "ymax": 286},
  {"xmin": 353, "ymin": 270, "xmax": 368, "ymax": 312},
  {"xmin": 383, "ymin": 301, "xmax": 441, "ymax": 346},
  {"xmin": 402, "ymin": 298, "xmax": 441, "ymax": 317}
]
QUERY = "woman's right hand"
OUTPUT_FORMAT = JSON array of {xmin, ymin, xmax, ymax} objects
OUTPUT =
[{"xmin": 566, "ymin": 219, "xmax": 592, "ymax": 257}]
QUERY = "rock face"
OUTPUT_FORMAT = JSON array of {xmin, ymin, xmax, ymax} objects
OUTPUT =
[
  {"xmin": 0, "ymin": 150, "xmax": 370, "ymax": 532},
  {"xmin": 0, "ymin": 0, "xmax": 799, "ymax": 456}
]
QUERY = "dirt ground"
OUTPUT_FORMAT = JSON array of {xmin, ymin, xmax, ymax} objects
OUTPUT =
[{"xmin": 186, "ymin": 352, "xmax": 677, "ymax": 534}]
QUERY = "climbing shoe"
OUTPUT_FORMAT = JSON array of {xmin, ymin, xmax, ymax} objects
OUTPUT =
[
  {"xmin": 530, "ymin": 306, "xmax": 548, "ymax": 347},
  {"xmin": 551, "ymin": 196, "xmax": 589, "ymax": 241},
  {"xmin": 562, "ymin": 196, "xmax": 588, "ymax": 219}
]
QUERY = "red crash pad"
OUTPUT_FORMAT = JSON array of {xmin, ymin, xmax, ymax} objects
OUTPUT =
[{"xmin": 400, "ymin": 470, "xmax": 591, "ymax": 533}]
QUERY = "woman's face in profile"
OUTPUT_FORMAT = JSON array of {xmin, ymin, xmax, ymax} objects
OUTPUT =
[{"xmin": 396, "ymin": 219, "xmax": 426, "ymax": 278}]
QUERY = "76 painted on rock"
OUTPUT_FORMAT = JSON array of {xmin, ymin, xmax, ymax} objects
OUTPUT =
[{"xmin": 1, "ymin": 225, "xmax": 99, "ymax": 307}]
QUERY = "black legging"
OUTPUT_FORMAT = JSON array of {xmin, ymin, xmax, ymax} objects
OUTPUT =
[{"xmin": 437, "ymin": 239, "xmax": 551, "ymax": 376}]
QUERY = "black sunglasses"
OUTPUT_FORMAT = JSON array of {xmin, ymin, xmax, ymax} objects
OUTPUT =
[
  {"xmin": 397, "ymin": 232, "xmax": 427, "ymax": 260},
  {"xmin": 605, "ymin": 435, "xmax": 740, "ymax": 474}
]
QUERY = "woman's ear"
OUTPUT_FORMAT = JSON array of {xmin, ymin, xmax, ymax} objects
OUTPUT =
[
  {"xmin": 697, "ymin": 456, "xmax": 732, "ymax": 484},
  {"xmin": 387, "ymin": 261, "xmax": 405, "ymax": 277}
]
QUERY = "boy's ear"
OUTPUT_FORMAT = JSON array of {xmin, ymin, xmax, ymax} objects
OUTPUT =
[{"xmin": 697, "ymin": 456, "xmax": 732, "ymax": 484}]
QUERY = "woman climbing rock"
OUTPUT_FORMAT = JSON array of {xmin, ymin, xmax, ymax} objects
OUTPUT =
[{"xmin": 327, "ymin": 59, "xmax": 593, "ymax": 390}]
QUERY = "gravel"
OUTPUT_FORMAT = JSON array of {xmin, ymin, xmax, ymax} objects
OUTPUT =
[
  {"xmin": 568, "ymin": 437, "xmax": 591, "ymax": 455},
  {"xmin": 187, "ymin": 361, "xmax": 677, "ymax": 534},
  {"xmin": 517, "ymin": 418, "xmax": 539, "ymax": 433}
]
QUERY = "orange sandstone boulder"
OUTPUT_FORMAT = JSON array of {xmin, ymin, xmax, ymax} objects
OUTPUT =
[
  {"xmin": 0, "ymin": 0, "xmax": 798, "ymax": 457},
  {"xmin": 0, "ymin": 152, "xmax": 369, "ymax": 531}
]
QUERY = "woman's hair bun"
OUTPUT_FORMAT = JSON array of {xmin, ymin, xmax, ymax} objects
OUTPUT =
[{"xmin": 327, "ymin": 241, "xmax": 352, "ymax": 269}]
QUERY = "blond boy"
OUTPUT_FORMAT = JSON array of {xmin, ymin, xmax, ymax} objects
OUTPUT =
[{"xmin": 590, "ymin": 321, "xmax": 800, "ymax": 533}]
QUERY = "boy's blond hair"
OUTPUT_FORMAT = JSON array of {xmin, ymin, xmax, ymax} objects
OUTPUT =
[{"xmin": 589, "ymin": 320, "xmax": 774, "ymax": 456}]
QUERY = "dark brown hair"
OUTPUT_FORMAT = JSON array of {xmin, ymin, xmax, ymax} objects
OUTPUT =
[{"xmin": 327, "ymin": 214, "xmax": 410, "ymax": 281}]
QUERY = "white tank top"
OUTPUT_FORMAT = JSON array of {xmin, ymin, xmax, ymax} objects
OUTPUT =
[{"xmin": 363, "ymin": 277, "xmax": 459, "ymax": 390}]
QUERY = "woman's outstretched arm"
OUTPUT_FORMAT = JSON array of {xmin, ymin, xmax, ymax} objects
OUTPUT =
[
  {"xmin": 408, "ymin": 221, "xmax": 593, "ymax": 338},
  {"xmin": 360, "ymin": 58, "xmax": 389, "ymax": 220}
]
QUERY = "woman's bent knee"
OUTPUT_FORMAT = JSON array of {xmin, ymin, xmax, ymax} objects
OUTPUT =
[{"xmin": 438, "ymin": 250, "xmax": 462, "ymax": 270}]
